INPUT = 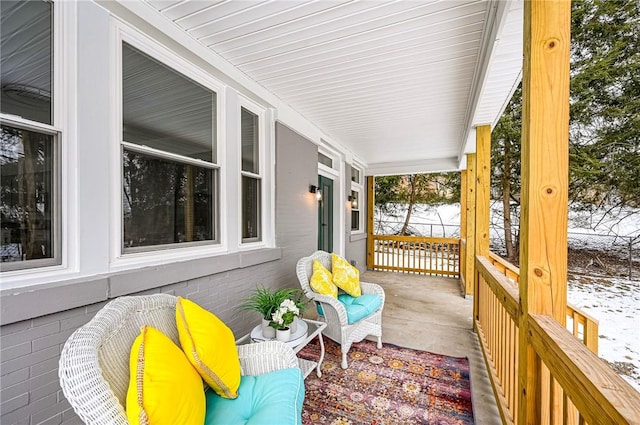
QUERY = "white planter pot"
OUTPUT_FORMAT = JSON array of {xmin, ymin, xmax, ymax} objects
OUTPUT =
[
  {"xmin": 276, "ymin": 327, "xmax": 291, "ymax": 342},
  {"xmin": 261, "ymin": 318, "xmax": 276, "ymax": 339},
  {"xmin": 290, "ymin": 317, "xmax": 298, "ymax": 334}
]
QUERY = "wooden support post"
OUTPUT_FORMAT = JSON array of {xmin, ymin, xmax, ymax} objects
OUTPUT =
[
  {"xmin": 465, "ymin": 154, "xmax": 476, "ymax": 299},
  {"xmin": 460, "ymin": 170, "xmax": 468, "ymax": 295},
  {"xmin": 366, "ymin": 176, "xmax": 375, "ymax": 270},
  {"xmin": 518, "ymin": 1, "xmax": 571, "ymax": 424},
  {"xmin": 474, "ymin": 125, "xmax": 491, "ymax": 321}
]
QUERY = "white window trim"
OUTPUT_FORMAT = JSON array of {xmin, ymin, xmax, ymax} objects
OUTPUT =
[
  {"xmin": 317, "ymin": 144, "xmax": 345, "ymax": 256},
  {"xmin": 238, "ymin": 96, "xmax": 267, "ymax": 248},
  {"xmin": 1, "ymin": 0, "xmax": 77, "ymax": 285},
  {"xmin": 109, "ymin": 22, "xmax": 228, "ymax": 272},
  {"xmin": 350, "ymin": 163, "xmax": 365, "ymax": 234}
]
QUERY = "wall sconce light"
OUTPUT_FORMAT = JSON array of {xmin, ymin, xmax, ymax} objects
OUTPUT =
[
  {"xmin": 309, "ymin": 185, "xmax": 322, "ymax": 201},
  {"xmin": 348, "ymin": 195, "xmax": 358, "ymax": 209}
]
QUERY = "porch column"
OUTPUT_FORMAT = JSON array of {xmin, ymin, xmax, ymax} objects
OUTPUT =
[
  {"xmin": 366, "ymin": 176, "xmax": 375, "ymax": 270},
  {"xmin": 459, "ymin": 169, "xmax": 467, "ymax": 295},
  {"xmin": 464, "ymin": 154, "xmax": 476, "ymax": 299},
  {"xmin": 474, "ymin": 125, "xmax": 491, "ymax": 320},
  {"xmin": 517, "ymin": 0, "xmax": 571, "ymax": 424}
]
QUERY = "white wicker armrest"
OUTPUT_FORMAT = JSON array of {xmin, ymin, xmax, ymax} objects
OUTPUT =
[
  {"xmin": 360, "ymin": 281, "xmax": 386, "ymax": 306},
  {"xmin": 59, "ymin": 321, "xmax": 131, "ymax": 425},
  {"xmin": 237, "ymin": 341, "xmax": 299, "ymax": 376}
]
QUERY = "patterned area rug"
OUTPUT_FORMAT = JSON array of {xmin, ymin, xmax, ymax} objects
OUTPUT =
[{"xmin": 298, "ymin": 338, "xmax": 474, "ymax": 425}]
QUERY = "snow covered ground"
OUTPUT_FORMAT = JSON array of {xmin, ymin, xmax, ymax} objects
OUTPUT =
[
  {"xmin": 568, "ymin": 275, "xmax": 640, "ymax": 391},
  {"xmin": 377, "ymin": 203, "xmax": 640, "ymax": 392}
]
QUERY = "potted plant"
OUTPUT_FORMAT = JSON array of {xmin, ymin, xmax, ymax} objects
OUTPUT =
[
  {"xmin": 270, "ymin": 299, "xmax": 299, "ymax": 342},
  {"xmin": 239, "ymin": 287, "xmax": 295, "ymax": 338}
]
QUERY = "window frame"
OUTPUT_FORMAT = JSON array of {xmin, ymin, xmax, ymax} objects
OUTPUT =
[
  {"xmin": 350, "ymin": 164, "xmax": 365, "ymax": 234},
  {"xmin": 1, "ymin": 0, "xmax": 64, "ymax": 273},
  {"xmin": 112, "ymin": 25, "xmax": 226, "ymax": 266},
  {"xmin": 238, "ymin": 98, "xmax": 266, "ymax": 246},
  {"xmin": 0, "ymin": 118, "xmax": 61, "ymax": 271}
]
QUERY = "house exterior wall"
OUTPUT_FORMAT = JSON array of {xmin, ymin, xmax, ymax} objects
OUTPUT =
[
  {"xmin": 0, "ymin": 3, "xmax": 366, "ymax": 424},
  {"xmin": 274, "ymin": 123, "xmax": 319, "ymax": 283}
]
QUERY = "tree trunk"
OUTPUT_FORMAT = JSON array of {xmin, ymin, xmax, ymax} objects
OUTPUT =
[
  {"xmin": 503, "ymin": 141, "xmax": 515, "ymax": 261},
  {"xmin": 400, "ymin": 175, "xmax": 417, "ymax": 235}
]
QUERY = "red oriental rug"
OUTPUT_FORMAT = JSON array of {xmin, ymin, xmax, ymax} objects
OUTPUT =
[{"xmin": 298, "ymin": 338, "xmax": 474, "ymax": 425}]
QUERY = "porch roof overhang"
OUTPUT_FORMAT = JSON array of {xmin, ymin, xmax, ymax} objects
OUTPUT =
[{"xmin": 128, "ymin": 0, "xmax": 523, "ymax": 175}]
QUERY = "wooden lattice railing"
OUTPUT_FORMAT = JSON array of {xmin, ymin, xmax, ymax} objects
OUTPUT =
[
  {"xmin": 476, "ymin": 255, "xmax": 640, "ymax": 425},
  {"xmin": 369, "ymin": 235, "xmax": 460, "ymax": 277},
  {"xmin": 487, "ymin": 252, "xmax": 599, "ymax": 353}
]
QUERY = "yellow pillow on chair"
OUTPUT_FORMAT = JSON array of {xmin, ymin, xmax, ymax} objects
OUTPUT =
[
  {"xmin": 332, "ymin": 253, "xmax": 362, "ymax": 297},
  {"xmin": 126, "ymin": 325, "xmax": 205, "ymax": 425},
  {"xmin": 176, "ymin": 297, "xmax": 241, "ymax": 399},
  {"xmin": 310, "ymin": 259, "xmax": 338, "ymax": 298}
]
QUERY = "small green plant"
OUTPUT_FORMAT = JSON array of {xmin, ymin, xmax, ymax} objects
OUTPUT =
[{"xmin": 239, "ymin": 286, "xmax": 296, "ymax": 320}]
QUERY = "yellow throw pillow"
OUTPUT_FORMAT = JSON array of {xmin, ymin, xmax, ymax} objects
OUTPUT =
[
  {"xmin": 126, "ymin": 326, "xmax": 205, "ymax": 425},
  {"xmin": 310, "ymin": 259, "xmax": 338, "ymax": 298},
  {"xmin": 331, "ymin": 253, "xmax": 362, "ymax": 297},
  {"xmin": 176, "ymin": 297, "xmax": 241, "ymax": 399}
]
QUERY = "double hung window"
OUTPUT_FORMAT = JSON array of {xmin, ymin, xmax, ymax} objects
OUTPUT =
[
  {"xmin": 121, "ymin": 43, "xmax": 218, "ymax": 252},
  {"xmin": 240, "ymin": 107, "xmax": 261, "ymax": 243},
  {"xmin": 350, "ymin": 166, "xmax": 363, "ymax": 232},
  {"xmin": 1, "ymin": 0, "xmax": 59, "ymax": 270}
]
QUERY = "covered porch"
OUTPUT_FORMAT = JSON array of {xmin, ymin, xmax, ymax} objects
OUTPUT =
[{"xmin": 2, "ymin": 1, "xmax": 640, "ymax": 424}]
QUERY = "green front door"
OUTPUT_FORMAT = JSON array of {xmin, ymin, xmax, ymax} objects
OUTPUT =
[{"xmin": 318, "ymin": 175, "xmax": 333, "ymax": 252}]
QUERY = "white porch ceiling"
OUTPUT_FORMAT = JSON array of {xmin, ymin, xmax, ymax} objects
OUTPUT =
[{"xmin": 144, "ymin": 0, "xmax": 523, "ymax": 174}]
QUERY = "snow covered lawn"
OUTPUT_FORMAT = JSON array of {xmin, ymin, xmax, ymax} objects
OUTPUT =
[{"xmin": 568, "ymin": 275, "xmax": 640, "ymax": 392}]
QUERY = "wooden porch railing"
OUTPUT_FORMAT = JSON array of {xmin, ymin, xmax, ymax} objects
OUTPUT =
[
  {"xmin": 487, "ymin": 252, "xmax": 599, "ymax": 354},
  {"xmin": 476, "ymin": 255, "xmax": 640, "ymax": 425},
  {"xmin": 370, "ymin": 235, "xmax": 460, "ymax": 277}
]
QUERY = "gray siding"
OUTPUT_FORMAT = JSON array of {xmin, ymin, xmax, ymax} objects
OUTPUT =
[
  {"xmin": 0, "ymin": 126, "xmax": 317, "ymax": 425},
  {"xmin": 274, "ymin": 122, "xmax": 319, "ymax": 284}
]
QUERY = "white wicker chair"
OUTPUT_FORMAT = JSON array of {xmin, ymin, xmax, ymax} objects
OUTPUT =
[
  {"xmin": 59, "ymin": 294, "xmax": 299, "ymax": 425},
  {"xmin": 296, "ymin": 250, "xmax": 385, "ymax": 369}
]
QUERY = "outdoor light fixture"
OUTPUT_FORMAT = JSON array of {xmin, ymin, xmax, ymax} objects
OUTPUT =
[
  {"xmin": 348, "ymin": 195, "xmax": 358, "ymax": 209},
  {"xmin": 309, "ymin": 185, "xmax": 322, "ymax": 201}
]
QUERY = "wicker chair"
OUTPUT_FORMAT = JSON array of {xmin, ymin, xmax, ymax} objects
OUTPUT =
[
  {"xmin": 296, "ymin": 250, "xmax": 385, "ymax": 369},
  {"xmin": 59, "ymin": 294, "xmax": 300, "ymax": 425}
]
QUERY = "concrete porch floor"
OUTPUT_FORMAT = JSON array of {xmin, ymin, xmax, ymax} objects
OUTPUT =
[{"xmin": 360, "ymin": 270, "xmax": 502, "ymax": 424}]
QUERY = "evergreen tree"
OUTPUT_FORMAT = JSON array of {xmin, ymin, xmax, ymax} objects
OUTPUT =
[
  {"xmin": 492, "ymin": 0, "xmax": 639, "ymax": 243},
  {"xmin": 569, "ymin": 0, "xmax": 640, "ymax": 209}
]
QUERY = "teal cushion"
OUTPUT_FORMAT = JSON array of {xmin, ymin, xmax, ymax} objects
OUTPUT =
[
  {"xmin": 338, "ymin": 293, "xmax": 382, "ymax": 324},
  {"xmin": 204, "ymin": 368, "xmax": 304, "ymax": 425}
]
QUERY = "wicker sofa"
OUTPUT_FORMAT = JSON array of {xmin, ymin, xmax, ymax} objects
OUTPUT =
[
  {"xmin": 296, "ymin": 250, "xmax": 385, "ymax": 368},
  {"xmin": 59, "ymin": 294, "xmax": 303, "ymax": 425}
]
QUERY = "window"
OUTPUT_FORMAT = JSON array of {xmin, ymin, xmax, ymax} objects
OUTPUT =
[
  {"xmin": 350, "ymin": 190, "xmax": 360, "ymax": 231},
  {"xmin": 318, "ymin": 152, "xmax": 333, "ymax": 168},
  {"xmin": 1, "ymin": 0, "xmax": 59, "ymax": 270},
  {"xmin": 241, "ymin": 107, "xmax": 261, "ymax": 242},
  {"xmin": 122, "ymin": 43, "xmax": 218, "ymax": 252},
  {"xmin": 351, "ymin": 167, "xmax": 360, "ymax": 183},
  {"xmin": 350, "ymin": 165, "xmax": 364, "ymax": 233}
]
